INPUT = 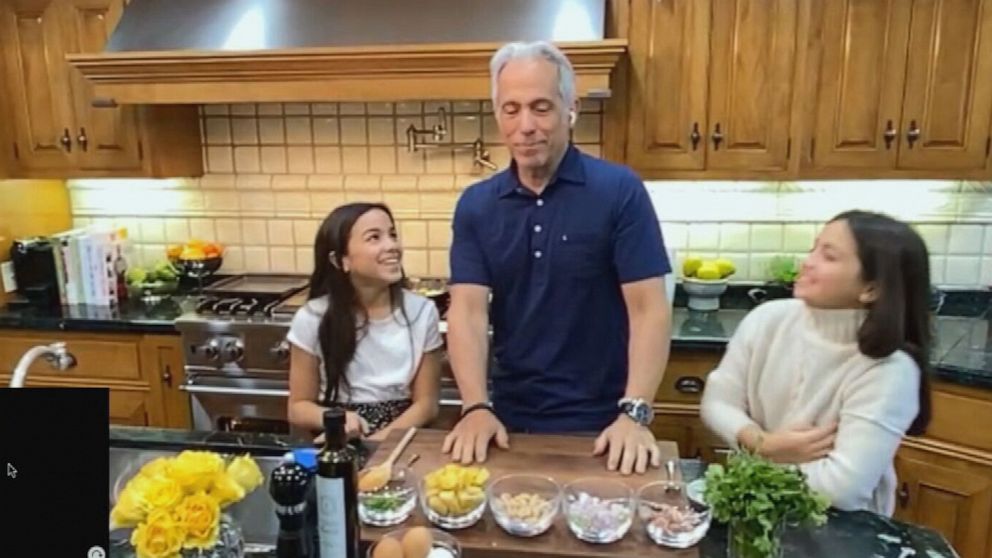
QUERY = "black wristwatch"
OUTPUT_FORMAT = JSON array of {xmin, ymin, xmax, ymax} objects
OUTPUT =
[
  {"xmin": 461, "ymin": 401, "xmax": 495, "ymax": 418},
  {"xmin": 618, "ymin": 397, "xmax": 653, "ymax": 426}
]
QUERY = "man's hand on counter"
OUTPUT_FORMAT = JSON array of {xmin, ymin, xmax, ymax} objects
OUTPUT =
[
  {"xmin": 442, "ymin": 408, "xmax": 509, "ymax": 464},
  {"xmin": 593, "ymin": 414, "xmax": 662, "ymax": 475}
]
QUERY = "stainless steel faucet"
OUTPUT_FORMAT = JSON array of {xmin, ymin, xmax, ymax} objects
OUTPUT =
[{"xmin": 9, "ymin": 342, "xmax": 77, "ymax": 388}]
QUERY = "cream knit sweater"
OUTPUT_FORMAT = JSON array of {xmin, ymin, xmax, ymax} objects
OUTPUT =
[{"xmin": 700, "ymin": 298, "xmax": 921, "ymax": 516}]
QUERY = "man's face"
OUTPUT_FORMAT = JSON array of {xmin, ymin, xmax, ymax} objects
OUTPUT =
[{"xmin": 494, "ymin": 57, "xmax": 574, "ymax": 172}]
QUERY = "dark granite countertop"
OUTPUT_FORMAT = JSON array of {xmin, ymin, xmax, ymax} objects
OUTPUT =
[
  {"xmin": 3, "ymin": 286, "xmax": 990, "ymax": 389},
  {"xmin": 106, "ymin": 426, "xmax": 958, "ymax": 558},
  {"xmin": 672, "ymin": 306, "xmax": 992, "ymax": 390},
  {"xmin": 0, "ymin": 297, "xmax": 187, "ymax": 334}
]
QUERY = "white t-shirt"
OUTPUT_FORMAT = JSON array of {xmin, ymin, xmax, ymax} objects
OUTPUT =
[{"xmin": 286, "ymin": 290, "xmax": 443, "ymax": 404}]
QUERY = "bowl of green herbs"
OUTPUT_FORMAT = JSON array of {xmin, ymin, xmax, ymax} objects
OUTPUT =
[
  {"xmin": 703, "ymin": 451, "xmax": 829, "ymax": 558},
  {"xmin": 358, "ymin": 465, "xmax": 417, "ymax": 527}
]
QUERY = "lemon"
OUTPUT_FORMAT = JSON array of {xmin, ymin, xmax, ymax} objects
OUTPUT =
[
  {"xmin": 715, "ymin": 258, "xmax": 736, "ymax": 278},
  {"xmin": 683, "ymin": 257, "xmax": 703, "ymax": 277},
  {"xmin": 696, "ymin": 263, "xmax": 721, "ymax": 280}
]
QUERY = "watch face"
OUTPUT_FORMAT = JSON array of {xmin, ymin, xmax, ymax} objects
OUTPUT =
[{"xmin": 623, "ymin": 401, "xmax": 652, "ymax": 425}]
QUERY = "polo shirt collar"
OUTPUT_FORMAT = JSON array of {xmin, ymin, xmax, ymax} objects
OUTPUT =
[{"xmin": 498, "ymin": 143, "xmax": 585, "ymax": 198}]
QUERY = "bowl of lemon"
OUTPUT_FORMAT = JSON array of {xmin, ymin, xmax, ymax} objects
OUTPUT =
[
  {"xmin": 419, "ymin": 464, "xmax": 490, "ymax": 529},
  {"xmin": 681, "ymin": 257, "xmax": 736, "ymax": 311}
]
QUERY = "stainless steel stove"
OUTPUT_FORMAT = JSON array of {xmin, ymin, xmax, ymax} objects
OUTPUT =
[{"xmin": 175, "ymin": 274, "xmax": 309, "ymax": 435}]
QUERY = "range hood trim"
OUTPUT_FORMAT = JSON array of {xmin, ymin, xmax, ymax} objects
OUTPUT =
[{"xmin": 67, "ymin": 40, "xmax": 627, "ymax": 104}]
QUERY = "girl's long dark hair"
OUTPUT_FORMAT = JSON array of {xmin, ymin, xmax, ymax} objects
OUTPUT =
[
  {"xmin": 308, "ymin": 203, "xmax": 408, "ymax": 405},
  {"xmin": 831, "ymin": 210, "xmax": 931, "ymax": 435}
]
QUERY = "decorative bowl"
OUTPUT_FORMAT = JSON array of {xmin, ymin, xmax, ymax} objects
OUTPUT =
[{"xmin": 682, "ymin": 278, "xmax": 729, "ymax": 311}]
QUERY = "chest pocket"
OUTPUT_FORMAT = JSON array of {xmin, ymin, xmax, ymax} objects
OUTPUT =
[{"xmin": 552, "ymin": 231, "xmax": 611, "ymax": 279}]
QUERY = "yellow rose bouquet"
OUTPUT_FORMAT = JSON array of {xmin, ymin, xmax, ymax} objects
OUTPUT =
[{"xmin": 111, "ymin": 450, "xmax": 265, "ymax": 558}]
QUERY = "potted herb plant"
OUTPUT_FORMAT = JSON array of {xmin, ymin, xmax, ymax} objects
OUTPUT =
[
  {"xmin": 703, "ymin": 451, "xmax": 829, "ymax": 558},
  {"xmin": 767, "ymin": 256, "xmax": 799, "ymax": 289}
]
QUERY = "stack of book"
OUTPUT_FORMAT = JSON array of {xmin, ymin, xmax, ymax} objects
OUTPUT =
[{"xmin": 49, "ymin": 226, "xmax": 129, "ymax": 307}]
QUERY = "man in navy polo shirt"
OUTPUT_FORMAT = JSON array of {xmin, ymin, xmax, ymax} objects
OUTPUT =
[{"xmin": 441, "ymin": 41, "xmax": 673, "ymax": 475}]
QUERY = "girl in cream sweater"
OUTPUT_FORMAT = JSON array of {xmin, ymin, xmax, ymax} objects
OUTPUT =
[{"xmin": 701, "ymin": 210, "xmax": 932, "ymax": 516}]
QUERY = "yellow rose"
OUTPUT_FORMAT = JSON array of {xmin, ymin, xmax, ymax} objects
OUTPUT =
[
  {"xmin": 142, "ymin": 476, "xmax": 184, "ymax": 511},
  {"xmin": 175, "ymin": 492, "xmax": 221, "ymax": 549},
  {"xmin": 209, "ymin": 472, "xmax": 246, "ymax": 508},
  {"xmin": 168, "ymin": 451, "xmax": 225, "ymax": 493},
  {"xmin": 139, "ymin": 457, "xmax": 171, "ymax": 479},
  {"xmin": 226, "ymin": 454, "xmax": 264, "ymax": 493},
  {"xmin": 130, "ymin": 509, "xmax": 185, "ymax": 558},
  {"xmin": 111, "ymin": 481, "xmax": 149, "ymax": 528}
]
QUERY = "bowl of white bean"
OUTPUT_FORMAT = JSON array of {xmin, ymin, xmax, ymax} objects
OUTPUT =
[{"xmin": 486, "ymin": 474, "xmax": 561, "ymax": 537}]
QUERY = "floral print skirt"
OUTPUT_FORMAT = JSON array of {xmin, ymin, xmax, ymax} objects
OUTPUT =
[{"xmin": 344, "ymin": 399, "xmax": 412, "ymax": 435}]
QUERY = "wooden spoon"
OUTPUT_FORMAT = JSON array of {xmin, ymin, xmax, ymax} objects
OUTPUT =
[{"xmin": 358, "ymin": 427, "xmax": 418, "ymax": 492}]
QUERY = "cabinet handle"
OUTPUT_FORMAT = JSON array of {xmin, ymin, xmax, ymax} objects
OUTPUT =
[
  {"xmin": 675, "ymin": 376, "xmax": 705, "ymax": 394},
  {"xmin": 77, "ymin": 128, "xmax": 88, "ymax": 152},
  {"xmin": 906, "ymin": 120, "xmax": 921, "ymax": 148},
  {"xmin": 897, "ymin": 482, "xmax": 910, "ymax": 508},
  {"xmin": 711, "ymin": 123, "xmax": 724, "ymax": 150},
  {"xmin": 162, "ymin": 364, "xmax": 173, "ymax": 388},
  {"xmin": 60, "ymin": 128, "xmax": 72, "ymax": 152},
  {"xmin": 883, "ymin": 120, "xmax": 897, "ymax": 150},
  {"xmin": 690, "ymin": 122, "xmax": 701, "ymax": 151}
]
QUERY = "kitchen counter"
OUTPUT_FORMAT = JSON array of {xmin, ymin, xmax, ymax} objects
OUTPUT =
[
  {"xmin": 4, "ymin": 294, "xmax": 990, "ymax": 388},
  {"xmin": 105, "ymin": 426, "xmax": 957, "ymax": 558},
  {"xmin": 673, "ymin": 306, "xmax": 992, "ymax": 390},
  {"xmin": 0, "ymin": 298, "xmax": 186, "ymax": 334}
]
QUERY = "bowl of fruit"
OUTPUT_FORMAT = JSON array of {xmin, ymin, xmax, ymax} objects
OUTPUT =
[
  {"xmin": 419, "ymin": 464, "xmax": 489, "ymax": 529},
  {"xmin": 167, "ymin": 240, "xmax": 224, "ymax": 280},
  {"xmin": 681, "ymin": 257, "xmax": 736, "ymax": 311},
  {"xmin": 125, "ymin": 261, "xmax": 180, "ymax": 301}
]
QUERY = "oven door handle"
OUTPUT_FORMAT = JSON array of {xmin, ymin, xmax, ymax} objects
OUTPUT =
[{"xmin": 179, "ymin": 381, "xmax": 289, "ymax": 398}]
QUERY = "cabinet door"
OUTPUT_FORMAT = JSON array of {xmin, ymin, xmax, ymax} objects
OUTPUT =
[
  {"xmin": 61, "ymin": 0, "xmax": 143, "ymax": 172},
  {"xmin": 897, "ymin": 0, "xmax": 992, "ymax": 170},
  {"xmin": 651, "ymin": 412, "xmax": 696, "ymax": 459},
  {"xmin": 625, "ymin": 0, "xmax": 710, "ymax": 172},
  {"xmin": 707, "ymin": 0, "xmax": 798, "ymax": 171},
  {"xmin": 139, "ymin": 335, "xmax": 189, "ymax": 429},
  {"xmin": 109, "ymin": 389, "xmax": 152, "ymax": 426},
  {"xmin": 894, "ymin": 453, "xmax": 992, "ymax": 557},
  {"xmin": 0, "ymin": 0, "xmax": 77, "ymax": 171},
  {"xmin": 811, "ymin": 0, "xmax": 912, "ymax": 169}
]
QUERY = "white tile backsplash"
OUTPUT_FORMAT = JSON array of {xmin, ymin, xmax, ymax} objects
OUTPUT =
[
  {"xmin": 947, "ymin": 224, "xmax": 985, "ymax": 254},
  {"xmin": 687, "ymin": 223, "xmax": 720, "ymax": 250},
  {"xmin": 66, "ymin": 102, "xmax": 992, "ymax": 286},
  {"xmin": 945, "ymin": 256, "xmax": 981, "ymax": 285},
  {"xmin": 750, "ymin": 224, "xmax": 784, "ymax": 252},
  {"xmin": 782, "ymin": 224, "xmax": 816, "ymax": 252},
  {"xmin": 718, "ymin": 224, "xmax": 749, "ymax": 251}
]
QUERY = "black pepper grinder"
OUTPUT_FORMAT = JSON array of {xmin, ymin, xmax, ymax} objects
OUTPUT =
[{"xmin": 269, "ymin": 462, "xmax": 315, "ymax": 558}]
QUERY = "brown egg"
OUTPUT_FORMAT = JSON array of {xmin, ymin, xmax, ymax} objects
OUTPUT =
[
  {"xmin": 401, "ymin": 526, "xmax": 434, "ymax": 558},
  {"xmin": 372, "ymin": 536, "xmax": 403, "ymax": 558}
]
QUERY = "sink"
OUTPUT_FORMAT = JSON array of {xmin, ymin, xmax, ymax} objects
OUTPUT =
[{"xmin": 108, "ymin": 447, "xmax": 282, "ymax": 549}]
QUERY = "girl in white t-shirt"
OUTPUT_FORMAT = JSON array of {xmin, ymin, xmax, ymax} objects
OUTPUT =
[{"xmin": 287, "ymin": 202, "xmax": 443, "ymax": 442}]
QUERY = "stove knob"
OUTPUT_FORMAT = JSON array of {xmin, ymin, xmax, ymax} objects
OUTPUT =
[
  {"xmin": 223, "ymin": 339, "xmax": 245, "ymax": 363},
  {"xmin": 199, "ymin": 339, "xmax": 222, "ymax": 361},
  {"xmin": 270, "ymin": 340, "xmax": 291, "ymax": 362}
]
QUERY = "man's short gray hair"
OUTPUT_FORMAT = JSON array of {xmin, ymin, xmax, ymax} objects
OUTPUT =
[{"xmin": 490, "ymin": 41, "xmax": 577, "ymax": 108}]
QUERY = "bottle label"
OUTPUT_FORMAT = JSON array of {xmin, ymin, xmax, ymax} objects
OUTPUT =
[{"xmin": 316, "ymin": 476, "xmax": 348, "ymax": 556}]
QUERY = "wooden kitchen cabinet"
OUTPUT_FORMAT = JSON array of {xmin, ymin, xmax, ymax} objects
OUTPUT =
[
  {"xmin": 0, "ymin": 328, "xmax": 189, "ymax": 428},
  {"xmin": 0, "ymin": 0, "xmax": 202, "ymax": 178},
  {"xmin": 894, "ymin": 444, "xmax": 992, "ymax": 558},
  {"xmin": 623, "ymin": 0, "xmax": 804, "ymax": 177},
  {"xmin": 808, "ymin": 0, "xmax": 992, "ymax": 176}
]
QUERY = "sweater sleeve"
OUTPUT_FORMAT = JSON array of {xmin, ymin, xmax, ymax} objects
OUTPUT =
[
  {"xmin": 799, "ymin": 352, "xmax": 920, "ymax": 511},
  {"xmin": 700, "ymin": 308, "xmax": 765, "ymax": 447}
]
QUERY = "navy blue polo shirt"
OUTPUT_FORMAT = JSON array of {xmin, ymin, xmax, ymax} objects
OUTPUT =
[{"xmin": 449, "ymin": 144, "xmax": 670, "ymax": 433}]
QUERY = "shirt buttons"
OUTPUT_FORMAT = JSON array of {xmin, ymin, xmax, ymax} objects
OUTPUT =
[
  {"xmin": 536, "ymin": 199, "xmax": 544, "ymax": 207},
  {"xmin": 534, "ymin": 224, "xmax": 542, "ymax": 233},
  {"xmin": 534, "ymin": 250, "xmax": 543, "ymax": 259}
]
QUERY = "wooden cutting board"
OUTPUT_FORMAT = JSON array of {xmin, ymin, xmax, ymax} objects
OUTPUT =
[{"xmin": 361, "ymin": 428, "xmax": 696, "ymax": 558}]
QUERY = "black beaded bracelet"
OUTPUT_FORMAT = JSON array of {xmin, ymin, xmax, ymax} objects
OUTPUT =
[{"xmin": 460, "ymin": 402, "xmax": 495, "ymax": 418}]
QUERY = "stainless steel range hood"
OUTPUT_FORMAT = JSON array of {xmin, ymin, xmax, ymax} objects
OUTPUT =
[{"xmin": 67, "ymin": 0, "xmax": 626, "ymax": 104}]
